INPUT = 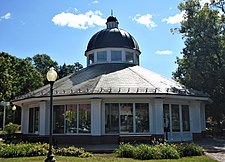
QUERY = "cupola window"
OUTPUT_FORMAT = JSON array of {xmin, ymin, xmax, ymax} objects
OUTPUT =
[
  {"xmin": 97, "ymin": 51, "xmax": 107, "ymax": 62},
  {"xmin": 88, "ymin": 53, "xmax": 94, "ymax": 65},
  {"xmin": 125, "ymin": 51, "xmax": 134, "ymax": 63},
  {"xmin": 111, "ymin": 50, "xmax": 122, "ymax": 62}
]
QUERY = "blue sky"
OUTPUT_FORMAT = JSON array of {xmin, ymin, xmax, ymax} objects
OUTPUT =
[{"xmin": 0, "ymin": 0, "xmax": 210, "ymax": 78}]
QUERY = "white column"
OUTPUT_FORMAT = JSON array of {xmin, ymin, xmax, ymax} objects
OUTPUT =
[
  {"xmin": 200, "ymin": 103, "xmax": 206, "ymax": 132},
  {"xmin": 39, "ymin": 101, "xmax": 47, "ymax": 135},
  {"xmin": 190, "ymin": 102, "xmax": 201, "ymax": 133},
  {"xmin": 91, "ymin": 98, "xmax": 102, "ymax": 136},
  {"xmin": 21, "ymin": 104, "xmax": 29, "ymax": 134},
  {"xmin": 152, "ymin": 99, "xmax": 164, "ymax": 134}
]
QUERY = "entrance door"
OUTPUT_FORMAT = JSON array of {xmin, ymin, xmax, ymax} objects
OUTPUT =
[{"xmin": 163, "ymin": 104, "xmax": 192, "ymax": 142}]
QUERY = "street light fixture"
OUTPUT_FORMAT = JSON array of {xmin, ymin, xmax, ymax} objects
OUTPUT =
[{"xmin": 45, "ymin": 67, "xmax": 57, "ymax": 162}]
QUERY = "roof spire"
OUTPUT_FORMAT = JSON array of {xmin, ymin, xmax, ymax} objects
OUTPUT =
[
  {"xmin": 106, "ymin": 11, "xmax": 119, "ymax": 29},
  {"xmin": 111, "ymin": 9, "xmax": 113, "ymax": 16}
]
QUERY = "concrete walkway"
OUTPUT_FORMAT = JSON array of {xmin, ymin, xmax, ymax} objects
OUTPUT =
[{"xmin": 195, "ymin": 138, "xmax": 225, "ymax": 162}]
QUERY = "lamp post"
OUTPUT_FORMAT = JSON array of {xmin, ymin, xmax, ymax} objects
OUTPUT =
[
  {"xmin": 12, "ymin": 105, "xmax": 16, "ymax": 123},
  {"xmin": 0, "ymin": 101, "xmax": 10, "ymax": 130},
  {"xmin": 45, "ymin": 67, "xmax": 57, "ymax": 162}
]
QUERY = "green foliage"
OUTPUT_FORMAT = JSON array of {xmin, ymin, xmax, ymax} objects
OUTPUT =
[
  {"xmin": 156, "ymin": 143, "xmax": 180, "ymax": 159},
  {"xmin": 176, "ymin": 143, "xmax": 205, "ymax": 157},
  {"xmin": 134, "ymin": 144, "xmax": 162, "ymax": 160},
  {"xmin": 3, "ymin": 123, "xmax": 20, "ymax": 134},
  {"xmin": 78, "ymin": 152, "xmax": 94, "ymax": 158},
  {"xmin": 173, "ymin": 0, "xmax": 225, "ymax": 124},
  {"xmin": 54, "ymin": 146, "xmax": 85, "ymax": 157},
  {"xmin": 115, "ymin": 143, "xmax": 204, "ymax": 160},
  {"xmin": 114, "ymin": 143, "xmax": 136, "ymax": 158}
]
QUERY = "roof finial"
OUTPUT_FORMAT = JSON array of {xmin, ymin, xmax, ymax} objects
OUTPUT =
[{"xmin": 111, "ymin": 9, "xmax": 113, "ymax": 16}]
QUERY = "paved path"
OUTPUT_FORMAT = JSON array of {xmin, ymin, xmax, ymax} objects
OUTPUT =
[{"xmin": 195, "ymin": 138, "xmax": 225, "ymax": 162}]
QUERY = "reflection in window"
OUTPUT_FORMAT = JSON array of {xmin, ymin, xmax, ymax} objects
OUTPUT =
[
  {"xmin": 97, "ymin": 51, "xmax": 107, "ymax": 62},
  {"xmin": 29, "ymin": 107, "xmax": 39, "ymax": 133},
  {"xmin": 125, "ymin": 52, "xmax": 134, "ymax": 63},
  {"xmin": 53, "ymin": 105, "xmax": 65, "ymax": 133},
  {"xmin": 120, "ymin": 103, "xmax": 133, "ymax": 133},
  {"xmin": 163, "ymin": 104, "xmax": 170, "ymax": 132},
  {"xmin": 111, "ymin": 51, "xmax": 122, "ymax": 61},
  {"xmin": 182, "ymin": 105, "xmax": 190, "ymax": 131},
  {"xmin": 135, "ymin": 54, "xmax": 139, "ymax": 65},
  {"xmin": 105, "ymin": 103, "xmax": 119, "ymax": 133},
  {"xmin": 66, "ymin": 104, "xmax": 77, "ymax": 133},
  {"xmin": 135, "ymin": 103, "xmax": 149, "ymax": 132},
  {"xmin": 172, "ymin": 104, "xmax": 180, "ymax": 132},
  {"xmin": 79, "ymin": 104, "xmax": 91, "ymax": 133},
  {"xmin": 88, "ymin": 53, "xmax": 94, "ymax": 65}
]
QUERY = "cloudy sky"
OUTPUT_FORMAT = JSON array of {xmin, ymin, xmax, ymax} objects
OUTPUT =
[{"xmin": 0, "ymin": 0, "xmax": 210, "ymax": 78}]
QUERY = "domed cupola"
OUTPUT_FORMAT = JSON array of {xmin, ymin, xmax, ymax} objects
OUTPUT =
[{"xmin": 85, "ymin": 15, "xmax": 141, "ymax": 66}]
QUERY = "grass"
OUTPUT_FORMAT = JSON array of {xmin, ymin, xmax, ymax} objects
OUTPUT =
[{"xmin": 0, "ymin": 155, "xmax": 217, "ymax": 162}]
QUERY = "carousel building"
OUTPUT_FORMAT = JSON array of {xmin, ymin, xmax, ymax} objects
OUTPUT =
[{"xmin": 13, "ymin": 16, "xmax": 210, "ymax": 145}]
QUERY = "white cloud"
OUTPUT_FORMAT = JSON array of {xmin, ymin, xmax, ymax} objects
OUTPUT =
[
  {"xmin": 156, "ymin": 50, "xmax": 173, "ymax": 55},
  {"xmin": 132, "ymin": 14, "xmax": 157, "ymax": 28},
  {"xmin": 91, "ymin": 0, "xmax": 99, "ymax": 4},
  {"xmin": 162, "ymin": 11, "xmax": 185, "ymax": 24},
  {"xmin": 0, "ymin": 13, "xmax": 11, "ymax": 21},
  {"xmin": 52, "ymin": 10, "xmax": 106, "ymax": 30}
]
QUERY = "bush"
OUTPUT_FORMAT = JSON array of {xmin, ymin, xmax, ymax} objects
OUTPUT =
[
  {"xmin": 156, "ymin": 143, "xmax": 180, "ymax": 159},
  {"xmin": 54, "ymin": 146, "xmax": 85, "ymax": 156},
  {"xmin": 3, "ymin": 123, "xmax": 20, "ymax": 134},
  {"xmin": 176, "ymin": 143, "xmax": 205, "ymax": 157},
  {"xmin": 114, "ymin": 143, "xmax": 136, "ymax": 158},
  {"xmin": 134, "ymin": 144, "xmax": 162, "ymax": 160},
  {"xmin": 79, "ymin": 152, "xmax": 94, "ymax": 158}
]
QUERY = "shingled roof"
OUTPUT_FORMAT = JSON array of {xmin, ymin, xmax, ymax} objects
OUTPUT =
[{"xmin": 14, "ymin": 63, "xmax": 209, "ymax": 102}]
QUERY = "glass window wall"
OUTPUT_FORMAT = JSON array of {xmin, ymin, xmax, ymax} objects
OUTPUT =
[
  {"xmin": 135, "ymin": 103, "xmax": 149, "ymax": 132},
  {"xmin": 28, "ymin": 107, "xmax": 39, "ymax": 133},
  {"xmin": 97, "ymin": 51, "xmax": 107, "ymax": 62},
  {"xmin": 111, "ymin": 51, "xmax": 122, "ymax": 61},
  {"xmin": 105, "ymin": 103, "xmax": 119, "ymax": 133},
  {"xmin": 125, "ymin": 52, "xmax": 134, "ymax": 63}
]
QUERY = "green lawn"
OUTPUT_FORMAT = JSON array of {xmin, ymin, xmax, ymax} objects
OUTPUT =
[{"xmin": 0, "ymin": 155, "xmax": 217, "ymax": 162}]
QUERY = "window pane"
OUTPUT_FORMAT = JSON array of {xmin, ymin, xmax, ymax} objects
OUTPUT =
[
  {"xmin": 171, "ymin": 104, "xmax": 180, "ymax": 132},
  {"xmin": 79, "ymin": 104, "xmax": 91, "ymax": 133},
  {"xmin": 135, "ymin": 103, "xmax": 149, "ymax": 132},
  {"xmin": 97, "ymin": 51, "xmax": 107, "ymax": 62},
  {"xmin": 111, "ymin": 51, "xmax": 122, "ymax": 61},
  {"xmin": 120, "ymin": 103, "xmax": 133, "ymax": 133},
  {"xmin": 105, "ymin": 103, "xmax": 119, "ymax": 133},
  {"xmin": 88, "ymin": 53, "xmax": 94, "ymax": 65},
  {"xmin": 66, "ymin": 104, "xmax": 77, "ymax": 133},
  {"xmin": 182, "ymin": 105, "xmax": 190, "ymax": 131},
  {"xmin": 163, "ymin": 104, "xmax": 170, "ymax": 132},
  {"xmin": 53, "ymin": 105, "xmax": 65, "ymax": 133},
  {"xmin": 125, "ymin": 52, "xmax": 134, "ymax": 63},
  {"xmin": 28, "ymin": 108, "xmax": 34, "ymax": 133},
  {"xmin": 135, "ymin": 54, "xmax": 139, "ymax": 64},
  {"xmin": 34, "ymin": 108, "xmax": 39, "ymax": 133}
]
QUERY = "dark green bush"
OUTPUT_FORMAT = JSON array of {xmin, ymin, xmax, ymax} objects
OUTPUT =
[
  {"xmin": 134, "ymin": 144, "xmax": 162, "ymax": 160},
  {"xmin": 156, "ymin": 143, "xmax": 180, "ymax": 159},
  {"xmin": 176, "ymin": 143, "xmax": 205, "ymax": 157},
  {"xmin": 4, "ymin": 123, "xmax": 20, "ymax": 134},
  {"xmin": 54, "ymin": 146, "xmax": 85, "ymax": 156},
  {"xmin": 114, "ymin": 143, "xmax": 136, "ymax": 158}
]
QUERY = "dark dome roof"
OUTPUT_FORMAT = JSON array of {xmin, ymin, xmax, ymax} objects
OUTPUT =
[
  {"xmin": 86, "ymin": 16, "xmax": 140, "ymax": 53},
  {"xmin": 86, "ymin": 28, "xmax": 140, "ymax": 52}
]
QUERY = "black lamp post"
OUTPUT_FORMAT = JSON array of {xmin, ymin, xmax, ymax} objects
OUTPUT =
[{"xmin": 45, "ymin": 67, "xmax": 57, "ymax": 162}]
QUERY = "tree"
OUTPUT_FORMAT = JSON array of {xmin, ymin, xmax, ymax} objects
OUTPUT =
[
  {"xmin": 173, "ymin": 0, "xmax": 225, "ymax": 124},
  {"xmin": 74, "ymin": 62, "xmax": 83, "ymax": 72},
  {"xmin": 0, "ymin": 52, "xmax": 43, "ymax": 101},
  {"xmin": 211, "ymin": 0, "xmax": 225, "ymax": 13},
  {"xmin": 58, "ymin": 63, "xmax": 75, "ymax": 78}
]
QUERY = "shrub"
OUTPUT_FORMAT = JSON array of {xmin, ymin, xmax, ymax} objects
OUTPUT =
[
  {"xmin": 54, "ymin": 146, "xmax": 85, "ymax": 156},
  {"xmin": 156, "ymin": 143, "xmax": 180, "ymax": 159},
  {"xmin": 114, "ymin": 143, "xmax": 136, "ymax": 158},
  {"xmin": 3, "ymin": 123, "xmax": 20, "ymax": 134},
  {"xmin": 176, "ymin": 143, "xmax": 205, "ymax": 157},
  {"xmin": 79, "ymin": 152, "xmax": 94, "ymax": 158},
  {"xmin": 134, "ymin": 144, "xmax": 162, "ymax": 160}
]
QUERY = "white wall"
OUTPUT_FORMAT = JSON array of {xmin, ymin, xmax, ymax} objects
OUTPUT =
[
  {"xmin": 91, "ymin": 99, "xmax": 102, "ymax": 135},
  {"xmin": 190, "ymin": 102, "xmax": 202, "ymax": 133},
  {"xmin": 152, "ymin": 99, "xmax": 164, "ymax": 134},
  {"xmin": 21, "ymin": 104, "xmax": 29, "ymax": 134}
]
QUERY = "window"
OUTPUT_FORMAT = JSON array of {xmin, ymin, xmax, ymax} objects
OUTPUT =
[
  {"xmin": 182, "ymin": 105, "xmax": 190, "ymax": 131},
  {"xmin": 120, "ymin": 103, "xmax": 133, "ymax": 133},
  {"xmin": 79, "ymin": 104, "xmax": 91, "ymax": 133},
  {"xmin": 88, "ymin": 53, "xmax": 94, "ymax": 65},
  {"xmin": 53, "ymin": 104, "xmax": 91, "ymax": 134},
  {"xmin": 105, "ymin": 103, "xmax": 119, "ymax": 133},
  {"xmin": 135, "ymin": 54, "xmax": 139, "ymax": 65},
  {"xmin": 28, "ymin": 107, "xmax": 39, "ymax": 133},
  {"xmin": 53, "ymin": 105, "xmax": 65, "ymax": 133},
  {"xmin": 163, "ymin": 104, "xmax": 170, "ymax": 132},
  {"xmin": 111, "ymin": 51, "xmax": 122, "ymax": 61},
  {"xmin": 135, "ymin": 103, "xmax": 149, "ymax": 132},
  {"xmin": 97, "ymin": 51, "xmax": 107, "ymax": 62},
  {"xmin": 171, "ymin": 104, "xmax": 180, "ymax": 132},
  {"xmin": 125, "ymin": 52, "xmax": 134, "ymax": 63}
]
